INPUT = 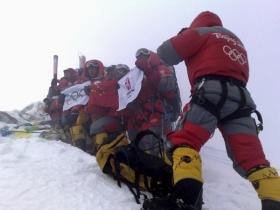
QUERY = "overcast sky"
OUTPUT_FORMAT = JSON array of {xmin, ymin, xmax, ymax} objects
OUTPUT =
[{"xmin": 0, "ymin": 0, "xmax": 279, "ymax": 160}]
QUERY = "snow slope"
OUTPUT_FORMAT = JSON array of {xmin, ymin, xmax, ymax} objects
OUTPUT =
[{"xmin": 1, "ymin": 102, "xmax": 279, "ymax": 210}]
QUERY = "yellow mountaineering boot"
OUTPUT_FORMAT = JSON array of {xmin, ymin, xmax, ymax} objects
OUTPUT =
[
  {"xmin": 247, "ymin": 166, "xmax": 280, "ymax": 210},
  {"xmin": 39, "ymin": 124, "xmax": 65, "ymax": 141},
  {"xmin": 90, "ymin": 133, "xmax": 108, "ymax": 156},
  {"xmin": 53, "ymin": 124, "xmax": 67, "ymax": 141},
  {"xmin": 141, "ymin": 145, "xmax": 204, "ymax": 210},
  {"xmin": 172, "ymin": 146, "xmax": 204, "ymax": 209},
  {"xmin": 70, "ymin": 124, "xmax": 86, "ymax": 152}
]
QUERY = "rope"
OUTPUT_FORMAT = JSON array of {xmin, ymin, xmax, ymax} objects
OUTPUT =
[{"xmin": 201, "ymin": 146, "xmax": 280, "ymax": 171}]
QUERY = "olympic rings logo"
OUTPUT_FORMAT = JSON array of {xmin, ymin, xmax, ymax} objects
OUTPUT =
[
  {"xmin": 223, "ymin": 45, "xmax": 247, "ymax": 65},
  {"xmin": 65, "ymin": 89, "xmax": 86, "ymax": 105}
]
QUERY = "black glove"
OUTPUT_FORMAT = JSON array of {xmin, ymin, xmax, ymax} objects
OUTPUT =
[
  {"xmin": 177, "ymin": 27, "xmax": 188, "ymax": 35},
  {"xmin": 51, "ymin": 78, "xmax": 59, "ymax": 86},
  {"xmin": 58, "ymin": 94, "xmax": 66, "ymax": 105},
  {"xmin": 84, "ymin": 85, "xmax": 91, "ymax": 96},
  {"xmin": 53, "ymin": 89, "xmax": 60, "ymax": 96},
  {"xmin": 66, "ymin": 111, "xmax": 79, "ymax": 126},
  {"xmin": 76, "ymin": 68, "xmax": 83, "ymax": 76},
  {"xmin": 43, "ymin": 98, "xmax": 51, "ymax": 107}
]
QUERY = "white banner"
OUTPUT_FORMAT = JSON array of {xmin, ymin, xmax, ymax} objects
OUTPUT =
[
  {"xmin": 117, "ymin": 67, "xmax": 143, "ymax": 111},
  {"xmin": 61, "ymin": 81, "xmax": 91, "ymax": 111}
]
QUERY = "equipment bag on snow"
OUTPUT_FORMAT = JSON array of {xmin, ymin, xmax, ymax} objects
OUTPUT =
[{"xmin": 96, "ymin": 130, "xmax": 173, "ymax": 204}]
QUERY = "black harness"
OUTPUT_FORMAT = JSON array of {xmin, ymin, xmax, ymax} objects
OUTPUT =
[{"xmin": 190, "ymin": 75, "xmax": 263, "ymax": 133}]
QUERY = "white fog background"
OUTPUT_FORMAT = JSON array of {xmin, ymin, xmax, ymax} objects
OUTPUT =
[{"xmin": 0, "ymin": 0, "xmax": 279, "ymax": 175}]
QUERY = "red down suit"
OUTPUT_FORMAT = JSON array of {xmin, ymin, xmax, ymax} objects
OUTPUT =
[
  {"xmin": 128, "ymin": 51, "xmax": 177, "ymax": 154},
  {"xmin": 157, "ymin": 11, "xmax": 269, "ymax": 177}
]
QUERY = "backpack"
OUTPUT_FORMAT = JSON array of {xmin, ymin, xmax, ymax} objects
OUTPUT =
[
  {"xmin": 96, "ymin": 130, "xmax": 173, "ymax": 204},
  {"xmin": 163, "ymin": 64, "xmax": 182, "ymax": 122}
]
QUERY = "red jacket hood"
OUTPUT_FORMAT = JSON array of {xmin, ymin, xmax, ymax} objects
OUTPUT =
[
  {"xmin": 190, "ymin": 11, "xmax": 223, "ymax": 28},
  {"xmin": 56, "ymin": 68, "xmax": 79, "ymax": 91},
  {"xmin": 82, "ymin": 59, "xmax": 105, "ymax": 80},
  {"xmin": 147, "ymin": 51, "xmax": 161, "ymax": 68},
  {"xmin": 64, "ymin": 68, "xmax": 79, "ymax": 82}
]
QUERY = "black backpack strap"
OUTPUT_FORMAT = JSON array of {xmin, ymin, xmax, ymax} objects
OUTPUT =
[
  {"xmin": 114, "ymin": 159, "xmax": 122, "ymax": 188},
  {"xmin": 122, "ymin": 178, "xmax": 142, "ymax": 204},
  {"xmin": 115, "ymin": 160, "xmax": 148, "ymax": 204},
  {"xmin": 112, "ymin": 130, "xmax": 174, "ymax": 204},
  {"xmin": 133, "ymin": 130, "xmax": 174, "ymax": 197},
  {"xmin": 133, "ymin": 129, "xmax": 164, "ymax": 147},
  {"xmin": 134, "ymin": 167, "xmax": 142, "ymax": 199},
  {"xmin": 133, "ymin": 130, "xmax": 156, "ymax": 146},
  {"xmin": 114, "ymin": 152, "xmax": 141, "ymax": 204}
]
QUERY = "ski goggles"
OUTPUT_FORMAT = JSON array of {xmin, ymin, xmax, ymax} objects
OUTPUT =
[
  {"xmin": 86, "ymin": 61, "xmax": 99, "ymax": 68},
  {"xmin": 116, "ymin": 64, "xmax": 130, "ymax": 72},
  {"xmin": 135, "ymin": 48, "xmax": 150, "ymax": 57}
]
